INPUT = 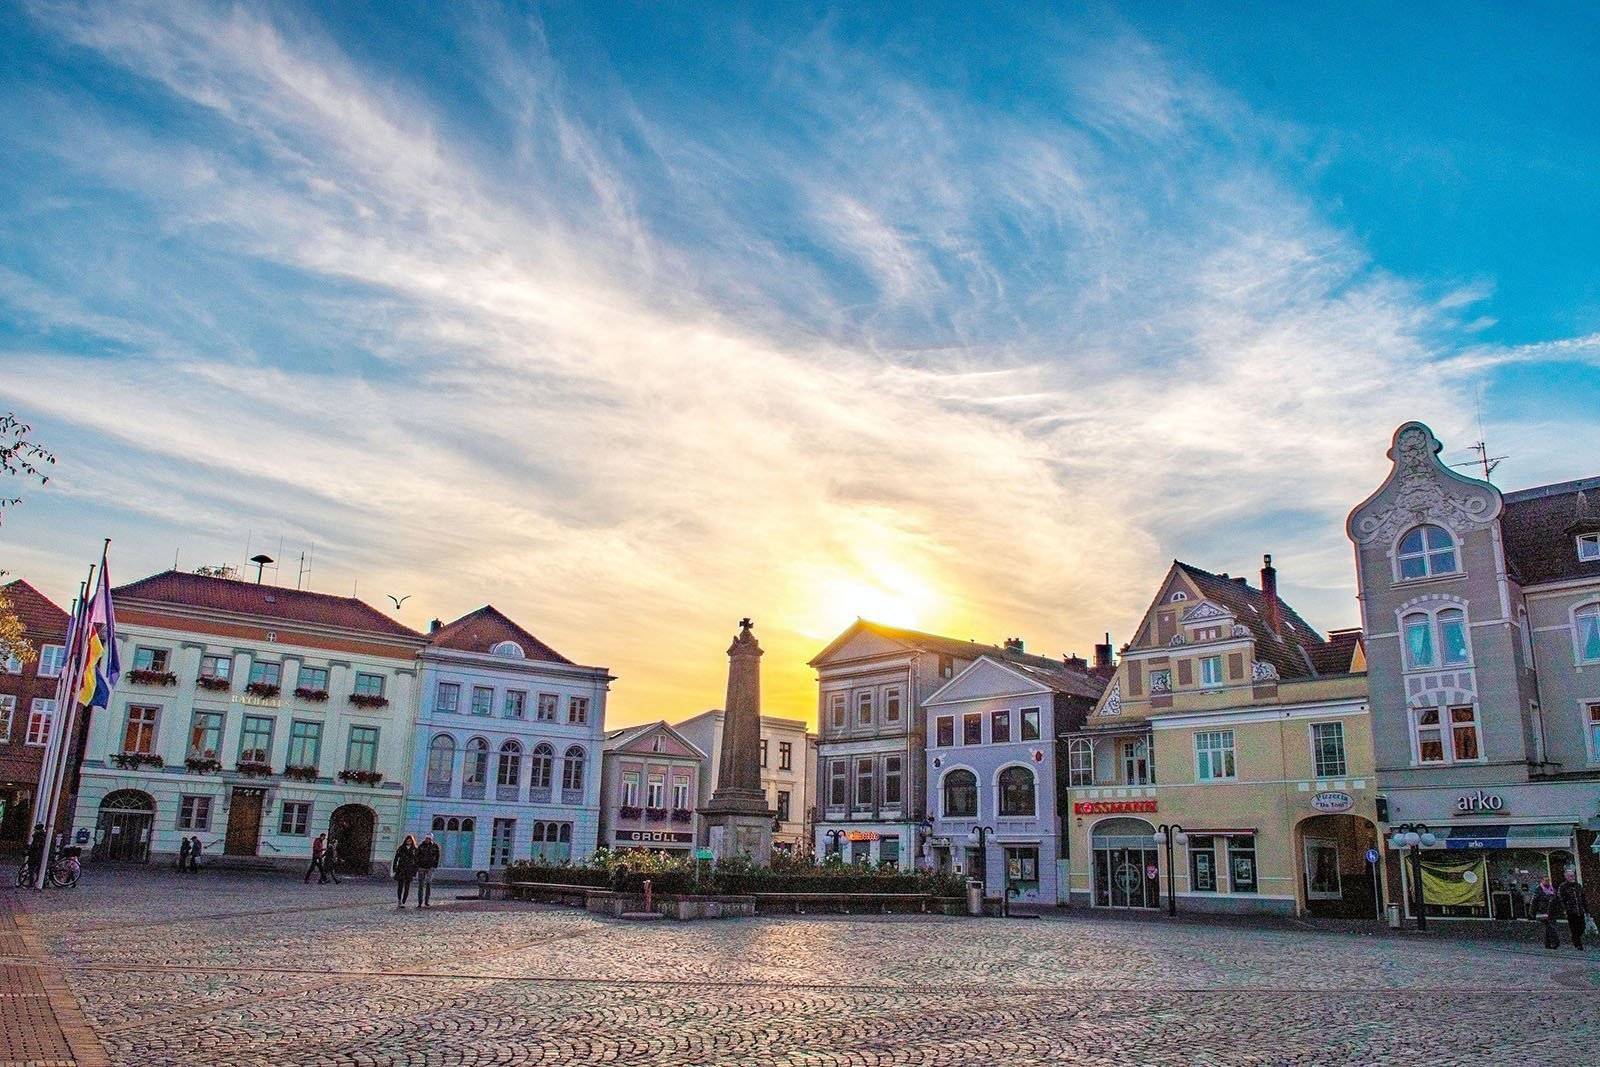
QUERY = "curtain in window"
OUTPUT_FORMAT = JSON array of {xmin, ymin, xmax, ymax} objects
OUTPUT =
[{"xmin": 1405, "ymin": 616, "xmax": 1434, "ymax": 668}]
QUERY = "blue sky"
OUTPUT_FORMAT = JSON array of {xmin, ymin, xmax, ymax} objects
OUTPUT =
[{"xmin": 2, "ymin": 2, "xmax": 1596, "ymax": 721}]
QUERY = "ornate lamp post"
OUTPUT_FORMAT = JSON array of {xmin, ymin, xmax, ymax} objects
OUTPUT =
[
  {"xmin": 1152, "ymin": 823, "xmax": 1188, "ymax": 917},
  {"xmin": 1390, "ymin": 822, "xmax": 1437, "ymax": 931},
  {"xmin": 968, "ymin": 825, "xmax": 996, "ymax": 914},
  {"xmin": 824, "ymin": 827, "xmax": 844, "ymax": 861}
]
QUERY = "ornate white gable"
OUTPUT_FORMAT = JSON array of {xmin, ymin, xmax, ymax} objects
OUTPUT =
[
  {"xmin": 1100, "ymin": 681, "xmax": 1121, "ymax": 716},
  {"xmin": 1181, "ymin": 601, "xmax": 1234, "ymax": 624},
  {"xmin": 1348, "ymin": 423, "xmax": 1501, "ymax": 546}
]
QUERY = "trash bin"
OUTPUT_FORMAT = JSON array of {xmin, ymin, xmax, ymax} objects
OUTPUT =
[
  {"xmin": 1387, "ymin": 903, "xmax": 1402, "ymax": 929},
  {"xmin": 967, "ymin": 878, "xmax": 984, "ymax": 916}
]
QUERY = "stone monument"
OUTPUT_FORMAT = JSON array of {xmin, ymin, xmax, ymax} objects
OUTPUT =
[{"xmin": 698, "ymin": 618, "xmax": 775, "ymax": 865}]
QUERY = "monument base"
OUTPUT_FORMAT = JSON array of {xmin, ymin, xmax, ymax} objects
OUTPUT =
[{"xmin": 700, "ymin": 808, "xmax": 775, "ymax": 866}]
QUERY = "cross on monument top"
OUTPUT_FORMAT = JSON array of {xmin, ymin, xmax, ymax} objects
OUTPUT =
[{"xmin": 739, "ymin": 617, "xmax": 753, "ymax": 633}]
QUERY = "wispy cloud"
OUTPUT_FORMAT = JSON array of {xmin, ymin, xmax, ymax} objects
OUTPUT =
[{"xmin": 1, "ymin": 2, "xmax": 1588, "ymax": 720}]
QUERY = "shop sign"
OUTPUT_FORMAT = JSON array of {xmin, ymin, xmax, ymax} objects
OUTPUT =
[
  {"xmin": 1454, "ymin": 790, "xmax": 1505, "ymax": 814},
  {"xmin": 844, "ymin": 831, "xmax": 879, "ymax": 842},
  {"xmin": 1311, "ymin": 791, "xmax": 1354, "ymax": 814},
  {"xmin": 616, "ymin": 830, "xmax": 693, "ymax": 845},
  {"xmin": 1074, "ymin": 800, "xmax": 1156, "ymax": 815}
]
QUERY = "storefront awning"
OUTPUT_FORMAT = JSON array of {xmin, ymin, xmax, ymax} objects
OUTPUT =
[{"xmin": 1446, "ymin": 824, "xmax": 1575, "ymax": 850}]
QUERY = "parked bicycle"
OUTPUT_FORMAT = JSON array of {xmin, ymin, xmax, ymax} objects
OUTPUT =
[{"xmin": 13, "ymin": 845, "xmax": 81, "ymax": 889}]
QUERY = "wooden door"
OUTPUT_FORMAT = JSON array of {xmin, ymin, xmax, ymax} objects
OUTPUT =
[{"xmin": 225, "ymin": 789, "xmax": 264, "ymax": 855}]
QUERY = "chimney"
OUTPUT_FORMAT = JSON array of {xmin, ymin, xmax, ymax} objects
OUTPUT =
[
  {"xmin": 428, "ymin": 618, "xmax": 442, "ymax": 635},
  {"xmin": 1062, "ymin": 652, "xmax": 1088, "ymax": 672},
  {"xmin": 1261, "ymin": 554, "xmax": 1280, "ymax": 635},
  {"xmin": 1094, "ymin": 633, "xmax": 1113, "ymax": 669},
  {"xmin": 1003, "ymin": 637, "xmax": 1024, "ymax": 653}
]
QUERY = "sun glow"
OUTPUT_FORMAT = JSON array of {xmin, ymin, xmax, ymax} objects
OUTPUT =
[{"xmin": 806, "ymin": 562, "xmax": 939, "ymax": 637}]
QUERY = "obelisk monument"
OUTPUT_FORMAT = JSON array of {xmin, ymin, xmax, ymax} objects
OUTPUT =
[{"xmin": 698, "ymin": 618, "xmax": 775, "ymax": 865}]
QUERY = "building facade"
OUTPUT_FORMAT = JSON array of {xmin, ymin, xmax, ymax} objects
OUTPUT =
[
  {"xmin": 1349, "ymin": 421, "xmax": 1600, "ymax": 920},
  {"xmin": 924, "ymin": 654, "xmax": 1103, "ymax": 905},
  {"xmin": 0, "ymin": 580, "xmax": 68, "ymax": 854},
  {"xmin": 405, "ymin": 606, "xmax": 611, "ymax": 876},
  {"xmin": 598, "ymin": 721, "xmax": 706, "ymax": 856},
  {"xmin": 72, "ymin": 571, "xmax": 426, "ymax": 873},
  {"xmin": 674, "ymin": 709, "xmax": 811, "ymax": 853},
  {"xmin": 1064, "ymin": 559, "xmax": 1378, "ymax": 917}
]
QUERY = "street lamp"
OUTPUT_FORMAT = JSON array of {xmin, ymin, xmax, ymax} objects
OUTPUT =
[
  {"xmin": 968, "ymin": 825, "xmax": 996, "ymax": 915},
  {"xmin": 1152, "ymin": 824, "xmax": 1188, "ymax": 918},
  {"xmin": 1390, "ymin": 822, "xmax": 1437, "ymax": 931},
  {"xmin": 825, "ymin": 828, "xmax": 844, "ymax": 861}
]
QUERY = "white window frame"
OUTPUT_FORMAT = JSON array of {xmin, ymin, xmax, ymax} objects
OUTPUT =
[
  {"xmin": 1401, "ymin": 602, "xmax": 1473, "ymax": 671},
  {"xmin": 1395, "ymin": 523, "xmax": 1460, "ymax": 581},
  {"xmin": 1573, "ymin": 603, "xmax": 1600, "ymax": 665},
  {"xmin": 853, "ymin": 756, "xmax": 875, "ymax": 809},
  {"xmin": 646, "ymin": 774, "xmax": 665, "ymax": 809},
  {"xmin": 199, "ymin": 654, "xmax": 232, "ymax": 682},
  {"xmin": 470, "ymin": 686, "xmax": 493, "ymax": 716},
  {"xmin": 882, "ymin": 754, "xmax": 903, "ymax": 808},
  {"xmin": 1310, "ymin": 722, "xmax": 1348, "ymax": 778},
  {"xmin": 621, "ymin": 771, "xmax": 640, "ymax": 807},
  {"xmin": 1584, "ymin": 701, "xmax": 1600, "ymax": 766},
  {"xmin": 1067, "ymin": 738, "xmax": 1093, "ymax": 787},
  {"xmin": 1200, "ymin": 656, "xmax": 1224, "ymax": 687},
  {"xmin": 353, "ymin": 672, "xmax": 385, "ymax": 698},
  {"xmin": 672, "ymin": 779, "xmax": 690, "ymax": 810},
  {"xmin": 536, "ymin": 693, "xmax": 559, "ymax": 721},
  {"xmin": 504, "ymin": 690, "xmax": 527, "ymax": 719},
  {"xmin": 568, "ymin": 696, "xmax": 590, "ymax": 724},
  {"xmin": 279, "ymin": 801, "xmax": 312, "ymax": 836},
  {"xmin": 122, "ymin": 704, "xmax": 160, "ymax": 754},
  {"xmin": 37, "ymin": 644, "xmax": 65, "ymax": 678},
  {"xmin": 132, "ymin": 646, "xmax": 170, "ymax": 672},
  {"xmin": 827, "ymin": 759, "xmax": 848, "ymax": 809},
  {"xmin": 1578, "ymin": 533, "xmax": 1600, "ymax": 562},
  {"xmin": 27, "ymin": 699, "xmax": 56, "ymax": 747},
  {"xmin": 435, "ymin": 682, "xmax": 461, "ymax": 714},
  {"xmin": 1409, "ymin": 703, "xmax": 1483, "ymax": 765},
  {"xmin": 884, "ymin": 687, "xmax": 902, "ymax": 725},
  {"xmin": 1195, "ymin": 729, "xmax": 1236, "ymax": 781},
  {"xmin": 856, "ymin": 691, "xmax": 873, "ymax": 727},
  {"xmin": 177, "ymin": 794, "xmax": 212, "ymax": 831},
  {"xmin": 0, "ymin": 695, "xmax": 13, "ymax": 742},
  {"xmin": 297, "ymin": 665, "xmax": 330, "ymax": 693},
  {"xmin": 1121, "ymin": 738, "xmax": 1149, "ymax": 785}
]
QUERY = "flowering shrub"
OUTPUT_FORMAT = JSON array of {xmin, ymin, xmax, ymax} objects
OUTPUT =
[
  {"xmin": 127, "ymin": 669, "xmax": 177, "ymax": 686},
  {"xmin": 503, "ymin": 848, "xmax": 967, "ymax": 897}
]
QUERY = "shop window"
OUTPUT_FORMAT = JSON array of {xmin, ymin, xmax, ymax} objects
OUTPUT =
[
  {"xmin": 1227, "ymin": 836, "xmax": 1258, "ymax": 893},
  {"xmin": 1187, "ymin": 836, "xmax": 1217, "ymax": 892},
  {"xmin": 1304, "ymin": 838, "xmax": 1341, "ymax": 900},
  {"xmin": 1397, "ymin": 524, "xmax": 1458, "ymax": 579},
  {"xmin": 880, "ymin": 836, "xmax": 901, "ymax": 869},
  {"xmin": 1004, "ymin": 846, "xmax": 1040, "ymax": 890}
]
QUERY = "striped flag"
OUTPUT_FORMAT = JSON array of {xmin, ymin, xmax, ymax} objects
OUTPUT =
[{"xmin": 74, "ymin": 551, "xmax": 119, "ymax": 709}]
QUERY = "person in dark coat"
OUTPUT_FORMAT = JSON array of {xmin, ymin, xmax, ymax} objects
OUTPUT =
[
  {"xmin": 415, "ymin": 834, "xmax": 441, "ymax": 908},
  {"xmin": 304, "ymin": 833, "xmax": 326, "ymax": 884},
  {"xmin": 392, "ymin": 835, "xmax": 418, "ymax": 908},
  {"xmin": 178, "ymin": 836, "xmax": 193, "ymax": 872},
  {"xmin": 25, "ymin": 824, "xmax": 47, "ymax": 888},
  {"xmin": 1557, "ymin": 867, "xmax": 1588, "ymax": 949},
  {"xmin": 1537, "ymin": 876, "xmax": 1561, "ymax": 949},
  {"xmin": 321, "ymin": 836, "xmax": 341, "ymax": 884},
  {"xmin": 188, "ymin": 836, "xmax": 202, "ymax": 873}
]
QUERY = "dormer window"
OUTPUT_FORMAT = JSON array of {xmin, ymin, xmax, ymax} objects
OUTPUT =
[
  {"xmin": 491, "ymin": 641, "xmax": 525, "ymax": 658},
  {"xmin": 1398, "ymin": 525, "xmax": 1458, "ymax": 579},
  {"xmin": 1171, "ymin": 591, "xmax": 1188, "ymax": 602},
  {"xmin": 1579, "ymin": 533, "xmax": 1600, "ymax": 562}
]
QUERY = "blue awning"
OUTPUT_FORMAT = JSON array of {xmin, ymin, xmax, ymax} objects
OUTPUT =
[{"xmin": 1446, "ymin": 825, "xmax": 1507, "ymax": 849}]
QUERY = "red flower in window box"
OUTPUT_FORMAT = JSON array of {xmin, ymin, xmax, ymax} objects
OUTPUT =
[
  {"xmin": 245, "ymin": 681, "xmax": 281, "ymax": 698},
  {"xmin": 110, "ymin": 752, "xmax": 164, "ymax": 769},
  {"xmin": 337, "ymin": 769, "xmax": 384, "ymax": 786},
  {"xmin": 196, "ymin": 676, "xmax": 231, "ymax": 692},
  {"xmin": 348, "ymin": 693, "xmax": 389, "ymax": 709},
  {"xmin": 235, "ymin": 760, "xmax": 274, "ymax": 777},
  {"xmin": 282, "ymin": 765, "xmax": 320, "ymax": 782},
  {"xmin": 293, "ymin": 687, "xmax": 330, "ymax": 702},
  {"xmin": 127, "ymin": 669, "xmax": 177, "ymax": 686}
]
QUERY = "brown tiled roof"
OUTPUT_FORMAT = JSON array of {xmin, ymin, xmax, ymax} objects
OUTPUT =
[
  {"xmin": 1309, "ymin": 629, "xmax": 1364, "ymax": 676},
  {"xmin": 427, "ymin": 605, "xmax": 572, "ymax": 664},
  {"xmin": 113, "ymin": 570, "xmax": 423, "ymax": 640},
  {"xmin": 1, "ymin": 580, "xmax": 70, "ymax": 640},
  {"xmin": 843, "ymin": 620, "xmax": 1106, "ymax": 699},
  {"xmin": 1172, "ymin": 562, "xmax": 1332, "ymax": 680},
  {"xmin": 1500, "ymin": 476, "xmax": 1600, "ymax": 587}
]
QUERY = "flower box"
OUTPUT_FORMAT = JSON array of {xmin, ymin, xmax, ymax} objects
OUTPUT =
[
  {"xmin": 235, "ymin": 760, "xmax": 274, "ymax": 777},
  {"xmin": 110, "ymin": 752, "xmax": 164, "ymax": 770},
  {"xmin": 127, "ymin": 669, "xmax": 177, "ymax": 686},
  {"xmin": 670, "ymin": 808, "xmax": 693, "ymax": 823},
  {"xmin": 185, "ymin": 756, "xmax": 223, "ymax": 774},
  {"xmin": 644, "ymin": 807, "xmax": 669, "ymax": 822},
  {"xmin": 618, "ymin": 805, "xmax": 643, "ymax": 820},
  {"xmin": 293, "ymin": 687, "xmax": 329, "ymax": 702},
  {"xmin": 348, "ymin": 693, "xmax": 389, "ymax": 709},
  {"xmin": 282, "ymin": 765, "xmax": 320, "ymax": 782},
  {"xmin": 196, "ymin": 676, "xmax": 231, "ymax": 692},
  {"xmin": 338, "ymin": 769, "xmax": 384, "ymax": 786},
  {"xmin": 244, "ymin": 681, "xmax": 281, "ymax": 699}
]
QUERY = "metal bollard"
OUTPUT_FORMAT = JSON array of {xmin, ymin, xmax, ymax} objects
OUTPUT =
[{"xmin": 643, "ymin": 878, "xmax": 653, "ymax": 913}]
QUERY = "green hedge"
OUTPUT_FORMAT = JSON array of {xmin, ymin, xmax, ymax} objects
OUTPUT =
[{"xmin": 503, "ymin": 857, "xmax": 965, "ymax": 898}]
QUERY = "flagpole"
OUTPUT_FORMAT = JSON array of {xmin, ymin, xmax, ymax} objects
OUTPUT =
[
  {"xmin": 33, "ymin": 571, "xmax": 91, "ymax": 889},
  {"xmin": 50, "ymin": 539, "xmax": 113, "ymax": 855}
]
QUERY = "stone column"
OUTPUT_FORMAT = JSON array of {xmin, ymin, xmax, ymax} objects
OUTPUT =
[{"xmin": 698, "ymin": 618, "xmax": 775, "ymax": 865}]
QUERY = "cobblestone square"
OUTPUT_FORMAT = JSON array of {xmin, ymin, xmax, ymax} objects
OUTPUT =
[{"xmin": 8, "ymin": 869, "xmax": 1599, "ymax": 1065}]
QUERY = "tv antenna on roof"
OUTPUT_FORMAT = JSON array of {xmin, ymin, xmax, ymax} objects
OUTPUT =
[{"xmin": 1447, "ymin": 387, "xmax": 1507, "ymax": 483}]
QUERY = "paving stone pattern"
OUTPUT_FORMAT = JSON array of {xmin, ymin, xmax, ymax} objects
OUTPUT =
[{"xmin": 11, "ymin": 868, "xmax": 1600, "ymax": 1065}]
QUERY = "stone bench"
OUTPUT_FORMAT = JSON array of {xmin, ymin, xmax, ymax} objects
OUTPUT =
[{"xmin": 751, "ymin": 892, "xmax": 966, "ymax": 916}]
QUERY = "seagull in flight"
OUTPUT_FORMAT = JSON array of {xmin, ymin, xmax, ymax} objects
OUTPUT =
[{"xmin": 388, "ymin": 594, "xmax": 411, "ymax": 610}]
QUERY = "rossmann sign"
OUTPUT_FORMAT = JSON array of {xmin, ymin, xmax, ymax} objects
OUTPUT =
[{"xmin": 1073, "ymin": 800, "xmax": 1157, "ymax": 815}]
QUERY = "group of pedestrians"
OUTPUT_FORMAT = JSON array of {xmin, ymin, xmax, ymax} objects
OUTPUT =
[
  {"xmin": 173, "ymin": 835, "xmax": 204, "ymax": 873},
  {"xmin": 390, "ymin": 833, "xmax": 441, "ymax": 908},
  {"xmin": 303, "ymin": 832, "xmax": 342, "ymax": 884},
  {"xmin": 1538, "ymin": 867, "xmax": 1593, "ymax": 950}
]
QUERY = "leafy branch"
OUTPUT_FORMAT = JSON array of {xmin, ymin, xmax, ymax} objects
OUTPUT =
[{"xmin": 0, "ymin": 412, "xmax": 56, "ymax": 524}]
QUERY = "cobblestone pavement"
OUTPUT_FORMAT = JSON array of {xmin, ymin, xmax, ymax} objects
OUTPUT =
[{"xmin": 8, "ymin": 868, "xmax": 1600, "ymax": 1065}]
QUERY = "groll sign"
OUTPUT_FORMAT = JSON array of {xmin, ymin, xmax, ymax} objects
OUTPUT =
[
  {"xmin": 615, "ymin": 830, "xmax": 694, "ymax": 845},
  {"xmin": 1073, "ymin": 800, "xmax": 1157, "ymax": 815}
]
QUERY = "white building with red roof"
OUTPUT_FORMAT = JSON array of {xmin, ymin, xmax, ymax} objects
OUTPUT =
[
  {"xmin": 72, "ymin": 570, "xmax": 427, "ymax": 874},
  {"xmin": 407, "ymin": 606, "xmax": 613, "ymax": 875}
]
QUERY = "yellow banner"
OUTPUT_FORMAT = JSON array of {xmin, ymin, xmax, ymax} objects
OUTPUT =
[{"xmin": 1421, "ymin": 857, "xmax": 1487, "ymax": 908}]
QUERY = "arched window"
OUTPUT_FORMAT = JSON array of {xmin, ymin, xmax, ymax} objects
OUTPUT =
[
  {"xmin": 1437, "ymin": 608, "xmax": 1469, "ymax": 664},
  {"xmin": 497, "ymin": 740, "xmax": 522, "ymax": 787},
  {"xmin": 997, "ymin": 766, "xmax": 1036, "ymax": 817},
  {"xmin": 1403, "ymin": 612, "xmax": 1434, "ymax": 669},
  {"xmin": 1576, "ymin": 603, "xmax": 1600, "ymax": 663},
  {"xmin": 426, "ymin": 734, "xmax": 455, "ymax": 788},
  {"xmin": 463, "ymin": 737, "xmax": 489, "ymax": 785},
  {"xmin": 432, "ymin": 816, "xmax": 445, "ymax": 832},
  {"xmin": 562, "ymin": 746, "xmax": 587, "ymax": 792},
  {"xmin": 1404, "ymin": 606, "xmax": 1471, "ymax": 670},
  {"xmin": 529, "ymin": 743, "xmax": 554, "ymax": 790},
  {"xmin": 1068, "ymin": 739, "xmax": 1094, "ymax": 787},
  {"xmin": 942, "ymin": 769, "xmax": 978, "ymax": 818},
  {"xmin": 1398, "ymin": 525, "xmax": 1458, "ymax": 579},
  {"xmin": 491, "ymin": 641, "xmax": 525, "ymax": 659}
]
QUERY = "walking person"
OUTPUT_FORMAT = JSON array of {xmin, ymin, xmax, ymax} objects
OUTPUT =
[
  {"xmin": 178, "ymin": 836, "xmax": 192, "ymax": 872},
  {"xmin": 188, "ymin": 836, "xmax": 202, "ymax": 873},
  {"xmin": 1537, "ymin": 876, "xmax": 1561, "ymax": 949},
  {"xmin": 321, "ymin": 836, "xmax": 341, "ymax": 884},
  {"xmin": 26, "ymin": 824, "xmax": 47, "ymax": 890},
  {"xmin": 1557, "ymin": 867, "xmax": 1589, "ymax": 949},
  {"xmin": 304, "ymin": 833, "xmax": 326, "ymax": 884},
  {"xmin": 415, "ymin": 834, "xmax": 441, "ymax": 908},
  {"xmin": 392, "ymin": 835, "xmax": 418, "ymax": 909}
]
